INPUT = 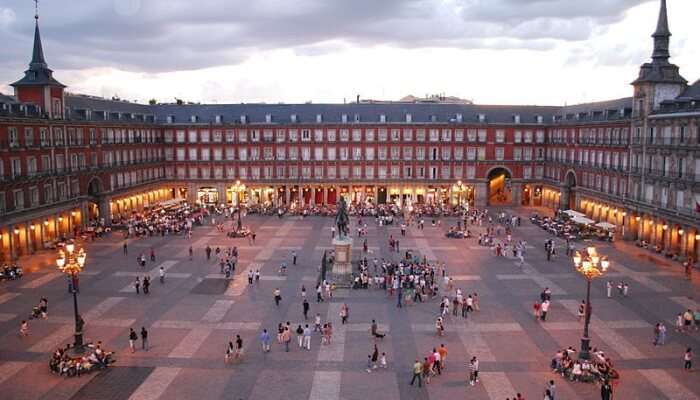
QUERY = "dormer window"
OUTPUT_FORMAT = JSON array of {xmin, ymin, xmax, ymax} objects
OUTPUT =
[
  {"xmin": 291, "ymin": 114, "xmax": 298, "ymax": 123},
  {"xmin": 240, "ymin": 114, "xmax": 248, "ymax": 124},
  {"xmin": 456, "ymin": 113, "xmax": 463, "ymax": 123},
  {"xmin": 316, "ymin": 114, "xmax": 323, "ymax": 123},
  {"xmin": 215, "ymin": 115, "xmax": 223, "ymax": 124},
  {"xmin": 341, "ymin": 114, "xmax": 348, "ymax": 123},
  {"xmin": 405, "ymin": 113, "xmax": 411, "ymax": 123},
  {"xmin": 478, "ymin": 114, "xmax": 486, "ymax": 123},
  {"xmin": 536, "ymin": 115, "xmax": 543, "ymax": 124},
  {"xmin": 190, "ymin": 115, "xmax": 198, "ymax": 123},
  {"xmin": 513, "ymin": 114, "xmax": 521, "ymax": 124},
  {"xmin": 354, "ymin": 113, "xmax": 360, "ymax": 123},
  {"xmin": 380, "ymin": 114, "xmax": 387, "ymax": 123},
  {"xmin": 166, "ymin": 115, "xmax": 174, "ymax": 124},
  {"xmin": 430, "ymin": 115, "xmax": 437, "ymax": 123},
  {"xmin": 265, "ymin": 114, "xmax": 272, "ymax": 123}
]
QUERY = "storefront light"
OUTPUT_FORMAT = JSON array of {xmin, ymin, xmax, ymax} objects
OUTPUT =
[
  {"xmin": 678, "ymin": 229, "xmax": 684, "ymax": 236},
  {"xmin": 14, "ymin": 228, "xmax": 19, "ymax": 235}
]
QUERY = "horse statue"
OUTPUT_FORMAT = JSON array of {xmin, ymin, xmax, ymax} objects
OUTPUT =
[{"xmin": 335, "ymin": 196, "xmax": 349, "ymax": 239}]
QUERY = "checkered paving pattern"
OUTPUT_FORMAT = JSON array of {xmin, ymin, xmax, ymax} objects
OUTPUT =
[{"xmin": 0, "ymin": 208, "xmax": 698, "ymax": 400}]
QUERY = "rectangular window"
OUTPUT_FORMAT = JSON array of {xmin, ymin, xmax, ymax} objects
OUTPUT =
[
  {"xmin": 477, "ymin": 129, "xmax": 487, "ymax": 142},
  {"xmin": 495, "ymin": 129, "xmax": 505, "ymax": 143},
  {"xmin": 477, "ymin": 147, "xmax": 486, "ymax": 161},
  {"xmin": 495, "ymin": 147, "xmax": 504, "ymax": 161}
]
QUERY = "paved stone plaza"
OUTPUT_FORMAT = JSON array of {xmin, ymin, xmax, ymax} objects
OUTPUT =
[{"xmin": 0, "ymin": 207, "xmax": 698, "ymax": 400}]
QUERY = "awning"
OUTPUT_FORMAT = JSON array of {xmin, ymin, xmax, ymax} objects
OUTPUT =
[
  {"xmin": 572, "ymin": 215, "xmax": 595, "ymax": 225},
  {"xmin": 563, "ymin": 209, "xmax": 586, "ymax": 218},
  {"xmin": 595, "ymin": 222, "xmax": 616, "ymax": 230}
]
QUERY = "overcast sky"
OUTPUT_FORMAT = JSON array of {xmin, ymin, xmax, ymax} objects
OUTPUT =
[{"xmin": 0, "ymin": 0, "xmax": 698, "ymax": 105}]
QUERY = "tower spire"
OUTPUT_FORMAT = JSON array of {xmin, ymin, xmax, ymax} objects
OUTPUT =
[
  {"xmin": 30, "ymin": 0, "xmax": 47, "ymax": 68},
  {"xmin": 651, "ymin": 0, "xmax": 671, "ymax": 62}
]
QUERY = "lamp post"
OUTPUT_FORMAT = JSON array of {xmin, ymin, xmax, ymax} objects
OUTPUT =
[
  {"xmin": 572, "ymin": 246, "xmax": 609, "ymax": 360},
  {"xmin": 56, "ymin": 243, "xmax": 86, "ymax": 352},
  {"xmin": 232, "ymin": 180, "xmax": 246, "ymax": 231}
]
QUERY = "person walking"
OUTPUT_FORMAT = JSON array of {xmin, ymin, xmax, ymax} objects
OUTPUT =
[
  {"xmin": 410, "ymin": 359, "xmax": 423, "ymax": 387},
  {"xmin": 314, "ymin": 313, "xmax": 322, "ymax": 332},
  {"xmin": 140, "ymin": 327, "xmax": 149, "ymax": 350},
  {"xmin": 292, "ymin": 251, "xmax": 297, "ymax": 265},
  {"xmin": 303, "ymin": 324, "xmax": 312, "ymax": 350},
  {"xmin": 129, "ymin": 328, "xmax": 138, "ymax": 353},
  {"xmin": 260, "ymin": 329, "xmax": 271, "ymax": 352},
  {"xmin": 546, "ymin": 380, "xmax": 556, "ymax": 400},
  {"xmin": 316, "ymin": 284, "xmax": 324, "ymax": 302},
  {"xmin": 340, "ymin": 303, "xmax": 349, "ymax": 324},
  {"xmin": 188, "ymin": 246, "xmax": 193, "ymax": 261},
  {"xmin": 302, "ymin": 299, "xmax": 310, "ymax": 320},
  {"xmin": 600, "ymin": 379, "xmax": 613, "ymax": 400},
  {"xmin": 281, "ymin": 327, "xmax": 291, "ymax": 352},
  {"xmin": 606, "ymin": 281, "xmax": 612, "ymax": 298},
  {"xmin": 438, "ymin": 344, "xmax": 448, "ymax": 370},
  {"xmin": 225, "ymin": 341, "xmax": 234, "ymax": 363},
  {"xmin": 468, "ymin": 356, "xmax": 479, "ymax": 386},
  {"xmin": 143, "ymin": 276, "xmax": 150, "ymax": 294},
  {"xmin": 274, "ymin": 288, "xmax": 282, "ymax": 307},
  {"xmin": 541, "ymin": 300, "xmax": 550, "ymax": 321},
  {"xmin": 371, "ymin": 344, "xmax": 379, "ymax": 370},
  {"xmin": 123, "ymin": 242, "xmax": 128, "ymax": 255},
  {"xmin": 684, "ymin": 348, "xmax": 693, "ymax": 371},
  {"xmin": 159, "ymin": 266, "xmax": 165, "ymax": 284},
  {"xmin": 234, "ymin": 334, "xmax": 243, "ymax": 361},
  {"xmin": 296, "ymin": 325, "xmax": 304, "ymax": 348},
  {"xmin": 134, "ymin": 277, "xmax": 140, "ymax": 295},
  {"xmin": 19, "ymin": 320, "xmax": 29, "ymax": 337}
]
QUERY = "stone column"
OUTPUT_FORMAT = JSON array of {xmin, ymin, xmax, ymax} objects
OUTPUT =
[
  {"xmin": 373, "ymin": 186, "xmax": 378, "ymax": 204},
  {"xmin": 679, "ymin": 227, "xmax": 689, "ymax": 259},
  {"xmin": 26, "ymin": 223, "xmax": 32, "ymax": 254},
  {"xmin": 475, "ymin": 182, "xmax": 487, "ymax": 208},
  {"xmin": 512, "ymin": 183, "xmax": 522, "ymax": 207},
  {"xmin": 99, "ymin": 196, "xmax": 112, "ymax": 226},
  {"xmin": 323, "ymin": 187, "xmax": 328, "ymax": 205},
  {"xmin": 284, "ymin": 186, "xmax": 290, "ymax": 205},
  {"xmin": 664, "ymin": 224, "xmax": 672, "ymax": 252},
  {"xmin": 8, "ymin": 225, "xmax": 15, "ymax": 260}
]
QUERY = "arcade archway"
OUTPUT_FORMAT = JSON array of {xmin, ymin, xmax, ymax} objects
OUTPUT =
[
  {"xmin": 562, "ymin": 171, "xmax": 577, "ymax": 210},
  {"xmin": 487, "ymin": 167, "xmax": 512, "ymax": 205}
]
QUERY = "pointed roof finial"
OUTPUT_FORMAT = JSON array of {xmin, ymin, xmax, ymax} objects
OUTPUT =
[
  {"xmin": 651, "ymin": 0, "xmax": 671, "ymax": 61},
  {"xmin": 653, "ymin": 0, "xmax": 670, "ymax": 37},
  {"xmin": 30, "ymin": 0, "xmax": 47, "ymax": 68}
]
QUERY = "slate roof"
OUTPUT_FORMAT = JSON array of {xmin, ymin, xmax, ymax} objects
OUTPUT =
[
  {"xmin": 678, "ymin": 80, "xmax": 700, "ymax": 100},
  {"xmin": 11, "ymin": 20, "xmax": 65, "ymax": 88},
  {"xmin": 150, "ymin": 102, "xmax": 560, "ymax": 125}
]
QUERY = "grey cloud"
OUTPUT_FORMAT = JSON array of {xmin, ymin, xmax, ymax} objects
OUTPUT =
[{"xmin": 0, "ymin": 0, "xmax": 653, "ymax": 78}]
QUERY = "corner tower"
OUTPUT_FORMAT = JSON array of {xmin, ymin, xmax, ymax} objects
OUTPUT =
[
  {"xmin": 10, "ymin": 4, "xmax": 66, "ymax": 119},
  {"xmin": 631, "ymin": 0, "xmax": 687, "ymax": 116}
]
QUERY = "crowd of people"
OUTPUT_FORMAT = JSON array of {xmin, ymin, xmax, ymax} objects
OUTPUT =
[
  {"xmin": 551, "ymin": 347, "xmax": 619, "ymax": 383},
  {"xmin": 49, "ymin": 342, "xmax": 115, "ymax": 377},
  {"xmin": 114, "ymin": 201, "xmax": 202, "ymax": 239}
]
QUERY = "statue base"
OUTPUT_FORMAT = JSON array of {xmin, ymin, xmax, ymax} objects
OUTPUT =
[{"xmin": 330, "ymin": 237, "xmax": 353, "ymax": 287}]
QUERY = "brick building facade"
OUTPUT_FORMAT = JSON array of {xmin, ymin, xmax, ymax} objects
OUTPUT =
[{"xmin": 0, "ymin": 0, "xmax": 698, "ymax": 261}]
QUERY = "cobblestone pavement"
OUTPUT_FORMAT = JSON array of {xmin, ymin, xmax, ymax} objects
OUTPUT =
[{"xmin": 0, "ymin": 207, "xmax": 698, "ymax": 400}]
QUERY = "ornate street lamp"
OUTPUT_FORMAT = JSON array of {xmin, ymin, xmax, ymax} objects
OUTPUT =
[
  {"xmin": 56, "ymin": 242, "xmax": 87, "ymax": 352},
  {"xmin": 572, "ymin": 246, "xmax": 609, "ymax": 360},
  {"xmin": 231, "ymin": 180, "xmax": 246, "ymax": 231}
]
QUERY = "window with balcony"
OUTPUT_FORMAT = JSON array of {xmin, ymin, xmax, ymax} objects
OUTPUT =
[
  {"xmin": 339, "ymin": 129, "xmax": 349, "ymax": 141},
  {"xmin": 314, "ymin": 147, "xmax": 324, "ymax": 161},
  {"xmin": 353, "ymin": 129, "xmax": 363, "ymax": 142},
  {"xmin": 495, "ymin": 147, "xmax": 504, "ymax": 161},
  {"xmin": 365, "ymin": 147, "xmax": 374, "ymax": 161},
  {"xmin": 314, "ymin": 129, "xmax": 323, "ymax": 142}
]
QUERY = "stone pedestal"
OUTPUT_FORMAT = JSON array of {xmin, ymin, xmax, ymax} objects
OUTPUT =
[{"xmin": 331, "ymin": 237, "xmax": 353, "ymax": 287}]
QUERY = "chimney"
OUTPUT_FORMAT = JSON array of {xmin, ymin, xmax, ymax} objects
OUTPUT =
[{"xmin": 357, "ymin": 94, "xmax": 360, "ymax": 104}]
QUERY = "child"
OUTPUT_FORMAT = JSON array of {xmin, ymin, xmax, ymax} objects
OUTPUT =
[
  {"xmin": 20, "ymin": 320, "xmax": 29, "ymax": 337},
  {"xmin": 366, "ymin": 355, "xmax": 373, "ymax": 373},
  {"xmin": 380, "ymin": 352, "xmax": 387, "ymax": 368}
]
